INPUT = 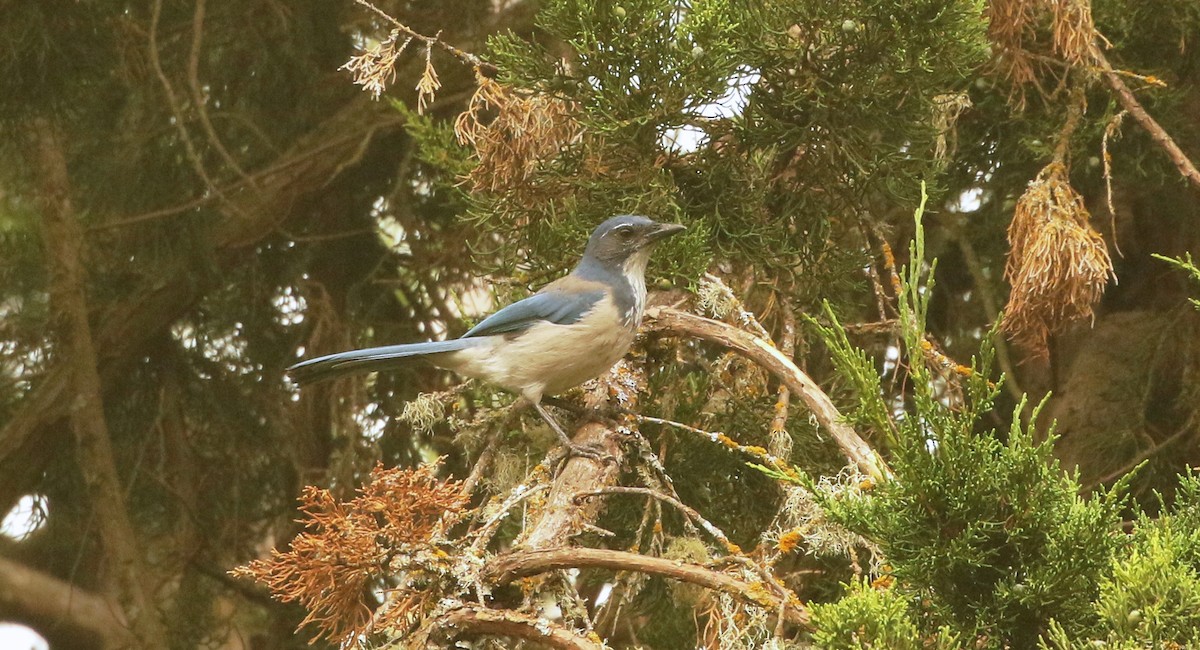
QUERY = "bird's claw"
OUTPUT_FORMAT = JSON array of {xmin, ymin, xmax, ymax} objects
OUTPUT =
[{"xmin": 562, "ymin": 441, "xmax": 617, "ymax": 466}]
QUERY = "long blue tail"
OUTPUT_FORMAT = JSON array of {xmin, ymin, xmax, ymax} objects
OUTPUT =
[{"xmin": 287, "ymin": 339, "xmax": 477, "ymax": 385}]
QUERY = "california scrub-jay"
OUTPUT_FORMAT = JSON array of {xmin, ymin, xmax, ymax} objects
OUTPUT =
[{"xmin": 288, "ymin": 215, "xmax": 685, "ymax": 459}]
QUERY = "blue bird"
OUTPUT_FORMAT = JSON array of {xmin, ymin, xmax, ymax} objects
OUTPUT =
[{"xmin": 288, "ymin": 215, "xmax": 685, "ymax": 459}]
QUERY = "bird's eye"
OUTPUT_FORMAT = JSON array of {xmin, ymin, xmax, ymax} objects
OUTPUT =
[{"xmin": 614, "ymin": 226, "xmax": 634, "ymax": 240}]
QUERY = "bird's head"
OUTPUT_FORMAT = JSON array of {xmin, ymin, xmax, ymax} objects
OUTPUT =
[{"xmin": 581, "ymin": 215, "xmax": 686, "ymax": 273}]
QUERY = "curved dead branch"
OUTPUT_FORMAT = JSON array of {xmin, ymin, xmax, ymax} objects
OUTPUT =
[
  {"xmin": 485, "ymin": 547, "xmax": 810, "ymax": 626},
  {"xmin": 643, "ymin": 306, "xmax": 890, "ymax": 480}
]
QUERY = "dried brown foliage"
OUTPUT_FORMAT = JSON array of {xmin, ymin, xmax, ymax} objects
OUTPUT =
[
  {"xmin": 1002, "ymin": 162, "xmax": 1113, "ymax": 352},
  {"xmin": 416, "ymin": 45, "xmax": 441, "ymax": 114},
  {"xmin": 932, "ymin": 93, "xmax": 973, "ymax": 163},
  {"xmin": 1050, "ymin": 0, "xmax": 1098, "ymax": 66},
  {"xmin": 985, "ymin": 0, "xmax": 1100, "ymax": 107},
  {"xmin": 231, "ymin": 462, "xmax": 467, "ymax": 645},
  {"xmin": 985, "ymin": 0, "xmax": 1043, "ymax": 104},
  {"xmin": 454, "ymin": 77, "xmax": 582, "ymax": 196}
]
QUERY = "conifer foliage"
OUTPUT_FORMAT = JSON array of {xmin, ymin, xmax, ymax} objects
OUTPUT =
[{"xmin": 2, "ymin": 0, "xmax": 1199, "ymax": 648}]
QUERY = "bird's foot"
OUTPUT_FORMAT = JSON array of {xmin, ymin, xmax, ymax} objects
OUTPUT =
[{"xmin": 561, "ymin": 440, "xmax": 616, "ymax": 465}]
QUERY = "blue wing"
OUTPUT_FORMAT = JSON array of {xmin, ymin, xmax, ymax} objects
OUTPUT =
[{"xmin": 463, "ymin": 286, "xmax": 605, "ymax": 338}]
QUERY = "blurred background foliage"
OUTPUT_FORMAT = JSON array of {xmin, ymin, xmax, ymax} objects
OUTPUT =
[{"xmin": 1, "ymin": 0, "xmax": 1199, "ymax": 647}]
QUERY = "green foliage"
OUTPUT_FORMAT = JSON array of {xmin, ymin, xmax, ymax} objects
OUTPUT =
[
  {"xmin": 1097, "ymin": 527, "xmax": 1200, "ymax": 644},
  {"xmin": 1042, "ymin": 472, "xmax": 1200, "ymax": 649},
  {"xmin": 406, "ymin": 0, "xmax": 991, "ymax": 302},
  {"xmin": 811, "ymin": 579, "xmax": 960, "ymax": 650},
  {"xmin": 493, "ymin": 0, "xmax": 747, "ymax": 128},
  {"xmin": 806, "ymin": 189, "xmax": 1130, "ymax": 647},
  {"xmin": 1152, "ymin": 252, "xmax": 1200, "ymax": 310}
]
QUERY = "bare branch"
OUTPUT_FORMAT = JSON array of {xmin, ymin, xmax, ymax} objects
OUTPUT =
[
  {"xmin": 520, "ymin": 360, "xmax": 644, "ymax": 550},
  {"xmin": 635, "ymin": 413, "xmax": 795, "ymax": 478},
  {"xmin": 769, "ymin": 304, "xmax": 797, "ymax": 458},
  {"xmin": 1092, "ymin": 47, "xmax": 1200, "ymax": 191},
  {"xmin": 521, "ymin": 420, "xmax": 627, "ymax": 549},
  {"xmin": 149, "ymin": 0, "xmax": 240, "ymax": 215}
]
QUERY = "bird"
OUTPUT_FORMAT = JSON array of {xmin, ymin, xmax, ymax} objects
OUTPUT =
[{"xmin": 287, "ymin": 215, "xmax": 686, "ymax": 460}]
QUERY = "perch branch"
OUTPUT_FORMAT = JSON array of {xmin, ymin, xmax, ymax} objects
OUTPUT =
[
  {"xmin": 519, "ymin": 361, "xmax": 644, "ymax": 550},
  {"xmin": 635, "ymin": 414, "xmax": 795, "ymax": 478}
]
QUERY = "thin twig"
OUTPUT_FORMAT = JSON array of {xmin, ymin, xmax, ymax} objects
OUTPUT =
[
  {"xmin": 878, "ymin": 236, "xmax": 988, "ymax": 399},
  {"xmin": 425, "ymin": 605, "xmax": 605, "ymax": 650},
  {"xmin": 1102, "ymin": 109, "xmax": 1128, "ymax": 257},
  {"xmin": 954, "ymin": 230, "xmax": 1026, "ymax": 401},
  {"xmin": 858, "ymin": 224, "xmax": 893, "ymax": 320},
  {"xmin": 575, "ymin": 487, "xmax": 797, "ymax": 620},
  {"xmin": 574, "ymin": 486, "xmax": 739, "ymax": 554},
  {"xmin": 92, "ymin": 110, "xmax": 406, "ymax": 231},
  {"xmin": 1051, "ymin": 87, "xmax": 1086, "ymax": 165},
  {"xmin": 187, "ymin": 0, "xmax": 254, "ymax": 184},
  {"xmin": 636, "ymin": 414, "xmax": 794, "ymax": 479},
  {"xmin": 149, "ymin": 0, "xmax": 241, "ymax": 217},
  {"xmin": 1083, "ymin": 419, "xmax": 1197, "ymax": 491},
  {"xmin": 461, "ymin": 428, "xmax": 503, "ymax": 497},
  {"xmin": 468, "ymin": 482, "xmax": 550, "ymax": 554},
  {"xmin": 352, "ymin": 0, "xmax": 496, "ymax": 72}
]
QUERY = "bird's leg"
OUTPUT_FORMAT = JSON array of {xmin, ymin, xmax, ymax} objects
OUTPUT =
[
  {"xmin": 541, "ymin": 395, "xmax": 631, "ymax": 424},
  {"xmin": 540, "ymin": 395, "xmax": 585, "ymax": 416},
  {"xmin": 532, "ymin": 401, "xmax": 613, "ymax": 464}
]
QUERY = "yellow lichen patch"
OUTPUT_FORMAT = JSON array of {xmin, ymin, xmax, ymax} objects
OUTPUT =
[
  {"xmin": 776, "ymin": 529, "xmax": 803, "ymax": 554},
  {"xmin": 745, "ymin": 581, "xmax": 777, "ymax": 608}
]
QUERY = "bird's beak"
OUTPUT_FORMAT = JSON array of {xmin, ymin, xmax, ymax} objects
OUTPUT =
[{"xmin": 647, "ymin": 222, "xmax": 686, "ymax": 242}]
